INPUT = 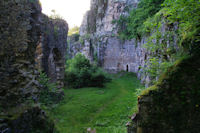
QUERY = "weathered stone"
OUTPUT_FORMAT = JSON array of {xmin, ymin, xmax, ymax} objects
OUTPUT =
[
  {"xmin": 0, "ymin": 0, "xmax": 42, "ymax": 107},
  {"xmin": 0, "ymin": 0, "xmax": 68, "ymax": 132}
]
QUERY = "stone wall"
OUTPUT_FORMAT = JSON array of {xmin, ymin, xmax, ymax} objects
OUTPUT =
[
  {"xmin": 36, "ymin": 15, "xmax": 68, "ymax": 88},
  {"xmin": 127, "ymin": 54, "xmax": 200, "ymax": 133},
  {"xmin": 0, "ymin": 0, "xmax": 42, "ymax": 106},
  {"xmin": 0, "ymin": 0, "xmax": 68, "ymax": 132}
]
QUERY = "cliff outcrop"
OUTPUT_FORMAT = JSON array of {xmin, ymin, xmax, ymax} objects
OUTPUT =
[
  {"xmin": 127, "ymin": 53, "xmax": 200, "ymax": 133},
  {"xmin": 72, "ymin": 0, "xmax": 140, "ymax": 67}
]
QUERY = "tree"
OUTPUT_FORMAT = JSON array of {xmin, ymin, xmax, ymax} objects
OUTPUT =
[{"xmin": 68, "ymin": 26, "xmax": 79, "ymax": 36}]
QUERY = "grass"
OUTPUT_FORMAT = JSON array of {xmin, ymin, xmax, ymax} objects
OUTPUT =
[{"xmin": 45, "ymin": 72, "xmax": 143, "ymax": 133}]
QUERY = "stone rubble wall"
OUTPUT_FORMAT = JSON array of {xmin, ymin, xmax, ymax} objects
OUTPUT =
[
  {"xmin": 0, "ymin": 0, "xmax": 42, "ymax": 106},
  {"xmin": 37, "ymin": 15, "xmax": 68, "ymax": 88}
]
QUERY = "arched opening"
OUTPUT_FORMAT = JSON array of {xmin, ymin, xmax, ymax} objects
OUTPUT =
[
  {"xmin": 126, "ymin": 65, "xmax": 129, "ymax": 72},
  {"xmin": 53, "ymin": 48, "xmax": 62, "ymax": 63}
]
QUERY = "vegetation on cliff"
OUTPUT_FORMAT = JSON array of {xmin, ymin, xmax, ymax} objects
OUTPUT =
[
  {"xmin": 116, "ymin": 0, "xmax": 165, "ymax": 40},
  {"xmin": 115, "ymin": 0, "xmax": 200, "ymax": 84}
]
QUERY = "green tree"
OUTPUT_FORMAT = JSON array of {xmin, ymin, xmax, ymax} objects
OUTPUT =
[
  {"xmin": 65, "ymin": 54, "xmax": 110, "ymax": 88},
  {"xmin": 68, "ymin": 26, "xmax": 79, "ymax": 36}
]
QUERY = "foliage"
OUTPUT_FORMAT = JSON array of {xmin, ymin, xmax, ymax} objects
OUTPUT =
[
  {"xmin": 140, "ymin": 10, "xmax": 180, "ymax": 82},
  {"xmin": 50, "ymin": 10, "xmax": 63, "ymax": 19},
  {"xmin": 163, "ymin": 0, "xmax": 200, "ymax": 53},
  {"xmin": 38, "ymin": 71, "xmax": 60, "ymax": 105},
  {"xmin": 46, "ymin": 73, "xmax": 143, "ymax": 133},
  {"xmin": 68, "ymin": 26, "xmax": 79, "ymax": 36},
  {"xmin": 140, "ymin": 0, "xmax": 200, "ymax": 82},
  {"xmin": 116, "ymin": 0, "xmax": 165, "ymax": 40},
  {"xmin": 65, "ymin": 54, "xmax": 110, "ymax": 88},
  {"xmin": 142, "ymin": 57, "xmax": 174, "ymax": 84}
]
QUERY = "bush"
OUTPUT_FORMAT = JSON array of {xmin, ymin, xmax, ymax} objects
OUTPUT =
[
  {"xmin": 65, "ymin": 54, "xmax": 110, "ymax": 88},
  {"xmin": 38, "ymin": 71, "xmax": 63, "ymax": 105}
]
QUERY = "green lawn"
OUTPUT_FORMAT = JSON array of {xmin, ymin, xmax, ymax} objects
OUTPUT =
[{"xmin": 46, "ymin": 73, "xmax": 143, "ymax": 133}]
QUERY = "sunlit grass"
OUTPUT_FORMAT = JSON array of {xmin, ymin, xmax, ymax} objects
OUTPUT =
[{"xmin": 46, "ymin": 72, "xmax": 143, "ymax": 133}]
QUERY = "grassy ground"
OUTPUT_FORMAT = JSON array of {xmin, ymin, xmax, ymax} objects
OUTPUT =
[{"xmin": 46, "ymin": 72, "xmax": 143, "ymax": 133}]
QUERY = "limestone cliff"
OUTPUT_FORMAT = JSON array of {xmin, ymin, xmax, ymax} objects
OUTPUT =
[
  {"xmin": 70, "ymin": 0, "xmax": 151, "ymax": 86},
  {"xmin": 71, "ymin": 0, "xmax": 181, "ymax": 87},
  {"xmin": 72, "ymin": 0, "xmax": 140, "ymax": 67}
]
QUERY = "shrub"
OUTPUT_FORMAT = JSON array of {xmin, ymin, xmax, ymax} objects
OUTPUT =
[
  {"xmin": 38, "ymin": 71, "xmax": 61, "ymax": 105},
  {"xmin": 65, "ymin": 54, "xmax": 110, "ymax": 88}
]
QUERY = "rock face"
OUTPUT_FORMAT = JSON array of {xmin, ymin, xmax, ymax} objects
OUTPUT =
[
  {"xmin": 127, "ymin": 54, "xmax": 200, "ymax": 133},
  {"xmin": 80, "ymin": 0, "xmax": 139, "ymax": 36},
  {"xmin": 36, "ymin": 15, "xmax": 68, "ymax": 88},
  {"xmin": 74, "ymin": 0, "xmax": 140, "ymax": 65}
]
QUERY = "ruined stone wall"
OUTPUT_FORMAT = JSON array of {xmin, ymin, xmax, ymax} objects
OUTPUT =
[
  {"xmin": 38, "ymin": 15, "xmax": 68, "ymax": 88},
  {"xmin": 0, "ymin": 0, "xmax": 42, "ymax": 106},
  {"xmin": 0, "ymin": 0, "xmax": 68, "ymax": 105},
  {"xmin": 0, "ymin": 0, "xmax": 68, "ymax": 132},
  {"xmin": 127, "ymin": 54, "xmax": 200, "ymax": 133}
]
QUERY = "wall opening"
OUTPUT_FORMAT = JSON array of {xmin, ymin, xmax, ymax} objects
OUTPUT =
[
  {"xmin": 53, "ymin": 48, "xmax": 62, "ymax": 64},
  {"xmin": 126, "ymin": 65, "xmax": 129, "ymax": 72}
]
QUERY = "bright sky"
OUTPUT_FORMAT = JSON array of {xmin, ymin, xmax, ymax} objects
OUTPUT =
[{"xmin": 40, "ymin": 0, "xmax": 91, "ymax": 28}]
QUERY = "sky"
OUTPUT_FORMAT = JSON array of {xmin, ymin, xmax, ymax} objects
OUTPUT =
[{"xmin": 40, "ymin": 0, "xmax": 91, "ymax": 28}]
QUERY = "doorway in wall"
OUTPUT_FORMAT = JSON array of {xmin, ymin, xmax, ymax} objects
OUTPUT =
[{"xmin": 126, "ymin": 65, "xmax": 129, "ymax": 72}]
